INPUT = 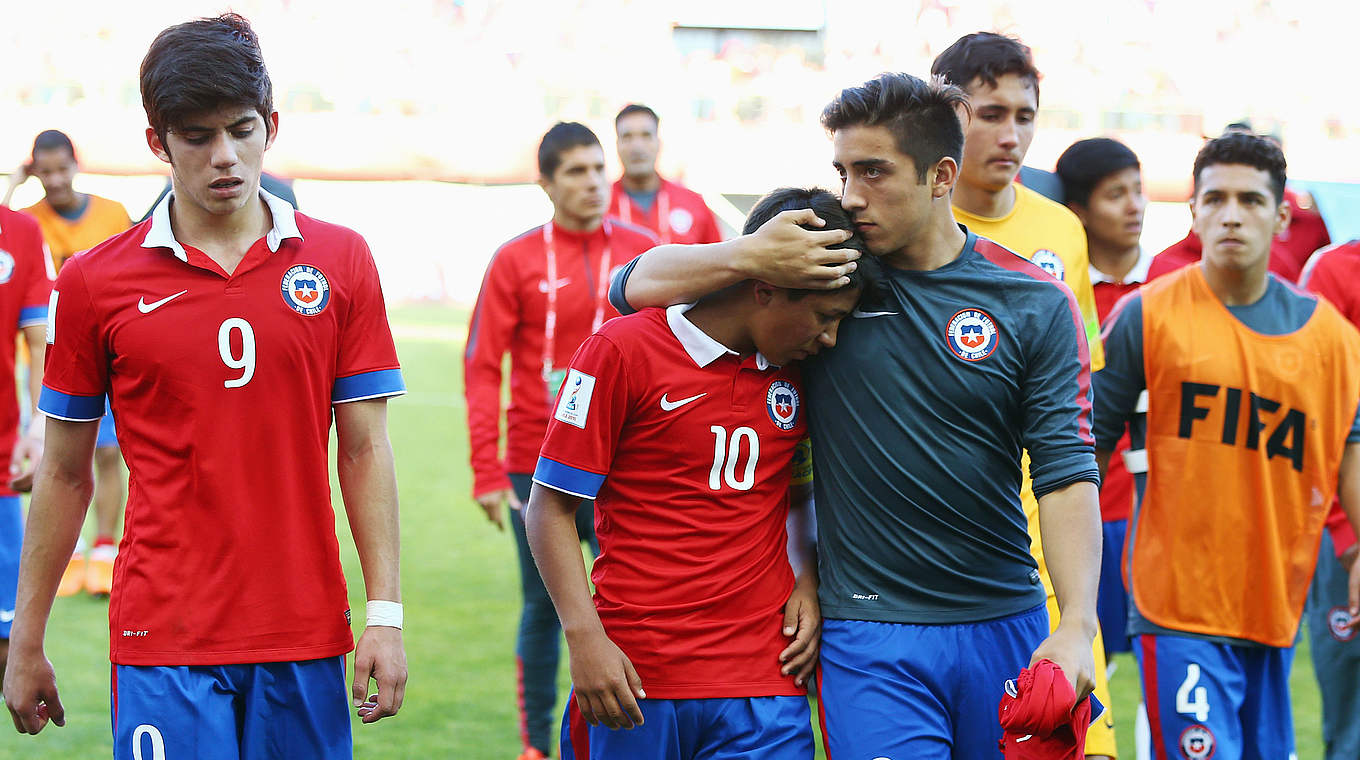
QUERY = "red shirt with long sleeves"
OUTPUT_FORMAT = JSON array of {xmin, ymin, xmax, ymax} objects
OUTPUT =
[
  {"xmin": 609, "ymin": 177, "xmax": 722, "ymax": 245},
  {"xmin": 464, "ymin": 219, "xmax": 657, "ymax": 497},
  {"xmin": 1300, "ymin": 240, "xmax": 1360, "ymax": 555}
]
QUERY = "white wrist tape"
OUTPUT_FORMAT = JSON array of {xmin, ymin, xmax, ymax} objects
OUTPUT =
[{"xmin": 366, "ymin": 600, "xmax": 403, "ymax": 629}]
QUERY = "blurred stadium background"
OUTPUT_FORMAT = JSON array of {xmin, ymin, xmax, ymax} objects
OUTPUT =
[{"xmin": 1, "ymin": 1, "xmax": 1352, "ymax": 757}]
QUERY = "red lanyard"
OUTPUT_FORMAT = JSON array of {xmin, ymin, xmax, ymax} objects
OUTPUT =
[
  {"xmin": 542, "ymin": 221, "xmax": 613, "ymax": 380},
  {"xmin": 618, "ymin": 187, "xmax": 670, "ymax": 244}
]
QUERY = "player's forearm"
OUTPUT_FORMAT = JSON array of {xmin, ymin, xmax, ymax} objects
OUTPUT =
[
  {"xmin": 786, "ymin": 485, "xmax": 818, "ymax": 582},
  {"xmin": 525, "ymin": 484, "xmax": 604, "ymax": 638},
  {"xmin": 22, "ymin": 327, "xmax": 44, "ymax": 420},
  {"xmin": 9, "ymin": 422, "xmax": 97, "ymax": 653},
  {"xmin": 622, "ymin": 241, "xmax": 752, "ymax": 310},
  {"xmin": 1037, "ymin": 479, "xmax": 1101, "ymax": 637},
  {"xmin": 1338, "ymin": 443, "xmax": 1360, "ymax": 543},
  {"xmin": 463, "ymin": 362, "xmax": 509, "ymax": 494},
  {"xmin": 336, "ymin": 402, "xmax": 401, "ymax": 602}
]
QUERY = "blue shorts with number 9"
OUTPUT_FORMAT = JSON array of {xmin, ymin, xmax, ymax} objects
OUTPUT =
[
  {"xmin": 112, "ymin": 656, "xmax": 350, "ymax": 760},
  {"xmin": 1135, "ymin": 633, "xmax": 1294, "ymax": 760}
]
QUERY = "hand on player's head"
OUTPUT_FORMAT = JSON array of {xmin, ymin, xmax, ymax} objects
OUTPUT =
[{"xmin": 743, "ymin": 209, "xmax": 858, "ymax": 291}]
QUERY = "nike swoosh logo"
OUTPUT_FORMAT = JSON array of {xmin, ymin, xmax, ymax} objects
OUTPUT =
[
  {"xmin": 660, "ymin": 392, "xmax": 706, "ymax": 411},
  {"xmin": 0, "ymin": 609, "xmax": 13, "ymax": 623},
  {"xmin": 137, "ymin": 290, "xmax": 189, "ymax": 314},
  {"xmin": 851, "ymin": 309, "xmax": 899, "ymax": 318},
  {"xmin": 537, "ymin": 277, "xmax": 572, "ymax": 293},
  {"xmin": 1016, "ymin": 735, "xmax": 1033, "ymax": 743}
]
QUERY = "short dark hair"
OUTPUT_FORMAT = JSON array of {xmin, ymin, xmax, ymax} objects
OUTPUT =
[
  {"xmin": 140, "ymin": 13, "xmax": 274, "ymax": 147},
  {"xmin": 537, "ymin": 122, "xmax": 601, "ymax": 178},
  {"xmin": 615, "ymin": 104, "xmax": 659, "ymax": 128},
  {"xmin": 31, "ymin": 130, "xmax": 77, "ymax": 162},
  {"xmin": 1054, "ymin": 138, "xmax": 1141, "ymax": 206},
  {"xmin": 1193, "ymin": 133, "xmax": 1287, "ymax": 205},
  {"xmin": 742, "ymin": 187, "xmax": 879, "ymax": 298},
  {"xmin": 821, "ymin": 73, "xmax": 969, "ymax": 183},
  {"xmin": 931, "ymin": 32, "xmax": 1040, "ymax": 105}
]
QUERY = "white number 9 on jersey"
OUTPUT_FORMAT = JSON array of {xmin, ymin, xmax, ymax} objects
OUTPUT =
[{"xmin": 218, "ymin": 317, "xmax": 256, "ymax": 389}]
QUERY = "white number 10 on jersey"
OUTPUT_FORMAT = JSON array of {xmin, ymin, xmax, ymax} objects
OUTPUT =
[
  {"xmin": 709, "ymin": 425, "xmax": 759, "ymax": 491},
  {"xmin": 218, "ymin": 318, "xmax": 256, "ymax": 388}
]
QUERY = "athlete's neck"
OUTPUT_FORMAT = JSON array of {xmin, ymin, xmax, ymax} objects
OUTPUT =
[
  {"xmin": 1201, "ymin": 258, "xmax": 1270, "ymax": 306},
  {"xmin": 684, "ymin": 295, "xmax": 755, "ymax": 357},
  {"xmin": 953, "ymin": 180, "xmax": 1015, "ymax": 220},
  {"xmin": 168, "ymin": 183, "xmax": 271, "ymax": 276},
  {"xmin": 1088, "ymin": 241, "xmax": 1142, "ymax": 282},
  {"xmin": 47, "ymin": 191, "xmax": 85, "ymax": 215},
  {"xmin": 621, "ymin": 172, "xmax": 660, "ymax": 194},
  {"xmin": 552, "ymin": 209, "xmax": 603, "ymax": 233},
  {"xmin": 879, "ymin": 206, "xmax": 969, "ymax": 272}
]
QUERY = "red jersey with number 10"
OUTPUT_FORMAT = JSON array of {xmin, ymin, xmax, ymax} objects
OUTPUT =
[
  {"xmin": 39, "ymin": 191, "xmax": 405, "ymax": 666},
  {"xmin": 534, "ymin": 305, "xmax": 806, "ymax": 698}
]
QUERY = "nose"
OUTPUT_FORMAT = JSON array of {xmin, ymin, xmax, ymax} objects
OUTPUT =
[
  {"xmin": 841, "ymin": 177, "xmax": 866, "ymax": 212},
  {"xmin": 819, "ymin": 321, "xmax": 840, "ymax": 349},
  {"xmin": 997, "ymin": 118, "xmax": 1019, "ymax": 148},
  {"xmin": 211, "ymin": 133, "xmax": 239, "ymax": 168},
  {"xmin": 1221, "ymin": 198, "xmax": 1244, "ymax": 226}
]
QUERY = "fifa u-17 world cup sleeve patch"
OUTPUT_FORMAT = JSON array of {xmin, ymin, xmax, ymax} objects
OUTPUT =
[
  {"xmin": 38, "ymin": 387, "xmax": 105, "ymax": 422},
  {"xmin": 790, "ymin": 437, "xmax": 814, "ymax": 485},
  {"xmin": 553, "ymin": 369, "xmax": 596, "ymax": 429},
  {"xmin": 533, "ymin": 456, "xmax": 607, "ymax": 500},
  {"xmin": 332, "ymin": 368, "xmax": 406, "ymax": 403}
]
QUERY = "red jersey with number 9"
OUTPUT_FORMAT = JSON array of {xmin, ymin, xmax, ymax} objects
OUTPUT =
[
  {"xmin": 534, "ymin": 305, "xmax": 807, "ymax": 698},
  {"xmin": 39, "ymin": 191, "xmax": 405, "ymax": 666}
]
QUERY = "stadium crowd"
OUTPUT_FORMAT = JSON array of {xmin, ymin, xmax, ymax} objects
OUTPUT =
[{"xmin": 0, "ymin": 10, "xmax": 1355, "ymax": 760}]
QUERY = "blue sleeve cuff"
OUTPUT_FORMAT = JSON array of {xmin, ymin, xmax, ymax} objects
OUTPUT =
[
  {"xmin": 332, "ymin": 368, "xmax": 406, "ymax": 403},
  {"xmin": 18, "ymin": 305, "xmax": 47, "ymax": 328},
  {"xmin": 532, "ymin": 456, "xmax": 606, "ymax": 500},
  {"xmin": 608, "ymin": 258, "xmax": 639, "ymax": 316},
  {"xmin": 38, "ymin": 387, "xmax": 105, "ymax": 421}
]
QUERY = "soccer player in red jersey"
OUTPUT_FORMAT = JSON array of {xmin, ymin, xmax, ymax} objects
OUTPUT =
[
  {"xmin": 1055, "ymin": 137, "xmax": 1154, "ymax": 660},
  {"xmin": 465, "ymin": 121, "xmax": 657, "ymax": 759},
  {"xmin": 1300, "ymin": 238, "xmax": 1360, "ymax": 760},
  {"xmin": 527, "ymin": 187, "xmax": 866, "ymax": 759},
  {"xmin": 0, "ymin": 206, "xmax": 54, "ymax": 685},
  {"xmin": 3, "ymin": 15, "xmax": 407, "ymax": 758},
  {"xmin": 609, "ymin": 104, "xmax": 723, "ymax": 245}
]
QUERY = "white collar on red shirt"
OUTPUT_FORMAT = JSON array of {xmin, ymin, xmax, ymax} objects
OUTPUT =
[
  {"xmin": 665, "ymin": 303, "xmax": 774, "ymax": 370},
  {"xmin": 141, "ymin": 188, "xmax": 303, "ymax": 262},
  {"xmin": 1089, "ymin": 247, "xmax": 1154, "ymax": 286}
]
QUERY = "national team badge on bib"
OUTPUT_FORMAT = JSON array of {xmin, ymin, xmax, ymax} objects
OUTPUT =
[
  {"xmin": 766, "ymin": 380, "xmax": 799, "ymax": 430},
  {"xmin": 280, "ymin": 264, "xmax": 330, "ymax": 316},
  {"xmin": 1178, "ymin": 725, "xmax": 1215, "ymax": 759},
  {"xmin": 1328, "ymin": 606, "xmax": 1356, "ymax": 642},
  {"xmin": 0, "ymin": 250, "xmax": 15, "ymax": 284},
  {"xmin": 1031, "ymin": 249, "xmax": 1064, "ymax": 280},
  {"xmin": 668, "ymin": 207, "xmax": 694, "ymax": 235},
  {"xmin": 945, "ymin": 308, "xmax": 999, "ymax": 362}
]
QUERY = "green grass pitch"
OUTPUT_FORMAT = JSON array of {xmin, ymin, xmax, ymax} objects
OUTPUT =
[{"xmin": 3, "ymin": 303, "xmax": 1325, "ymax": 759}]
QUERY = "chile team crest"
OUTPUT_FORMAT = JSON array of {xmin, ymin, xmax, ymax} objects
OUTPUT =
[
  {"xmin": 766, "ymin": 380, "xmax": 799, "ymax": 430},
  {"xmin": 1179, "ymin": 725, "xmax": 1215, "ymax": 759},
  {"xmin": 946, "ymin": 308, "xmax": 1000, "ymax": 362},
  {"xmin": 280, "ymin": 264, "xmax": 331, "ymax": 316}
]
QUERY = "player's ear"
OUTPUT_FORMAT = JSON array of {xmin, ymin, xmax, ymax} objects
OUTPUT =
[
  {"xmin": 146, "ymin": 127, "xmax": 171, "ymax": 164},
  {"xmin": 263, "ymin": 111, "xmax": 280, "ymax": 151},
  {"xmin": 752, "ymin": 281, "xmax": 777, "ymax": 307},
  {"xmin": 929, "ymin": 157, "xmax": 958, "ymax": 199}
]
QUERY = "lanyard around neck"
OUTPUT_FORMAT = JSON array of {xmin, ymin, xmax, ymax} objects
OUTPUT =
[
  {"xmin": 618, "ymin": 185, "xmax": 670, "ymax": 244},
  {"xmin": 542, "ymin": 220, "xmax": 613, "ymax": 380}
]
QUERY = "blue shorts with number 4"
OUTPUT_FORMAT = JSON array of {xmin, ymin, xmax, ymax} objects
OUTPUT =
[
  {"xmin": 817, "ymin": 603, "xmax": 1049, "ymax": 759},
  {"xmin": 559, "ymin": 691, "xmax": 813, "ymax": 760},
  {"xmin": 112, "ymin": 656, "xmax": 351, "ymax": 760},
  {"xmin": 1135, "ymin": 633, "xmax": 1294, "ymax": 760}
]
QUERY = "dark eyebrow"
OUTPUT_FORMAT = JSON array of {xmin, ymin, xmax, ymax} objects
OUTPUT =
[
  {"xmin": 852, "ymin": 159, "xmax": 893, "ymax": 170},
  {"xmin": 179, "ymin": 116, "xmax": 257, "ymax": 133}
]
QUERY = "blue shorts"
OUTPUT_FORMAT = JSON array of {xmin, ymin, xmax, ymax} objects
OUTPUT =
[
  {"xmin": 559, "ymin": 691, "xmax": 813, "ymax": 760},
  {"xmin": 1098, "ymin": 519, "xmax": 1131, "ymax": 653},
  {"xmin": 0, "ymin": 495, "xmax": 21, "ymax": 638},
  {"xmin": 96, "ymin": 399, "xmax": 118, "ymax": 449},
  {"xmin": 1135, "ymin": 633, "xmax": 1294, "ymax": 760},
  {"xmin": 817, "ymin": 604, "xmax": 1049, "ymax": 759},
  {"xmin": 112, "ymin": 656, "xmax": 351, "ymax": 760}
]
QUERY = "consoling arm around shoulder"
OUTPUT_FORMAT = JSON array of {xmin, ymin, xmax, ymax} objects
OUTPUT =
[{"xmin": 613, "ymin": 209, "xmax": 858, "ymax": 313}]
